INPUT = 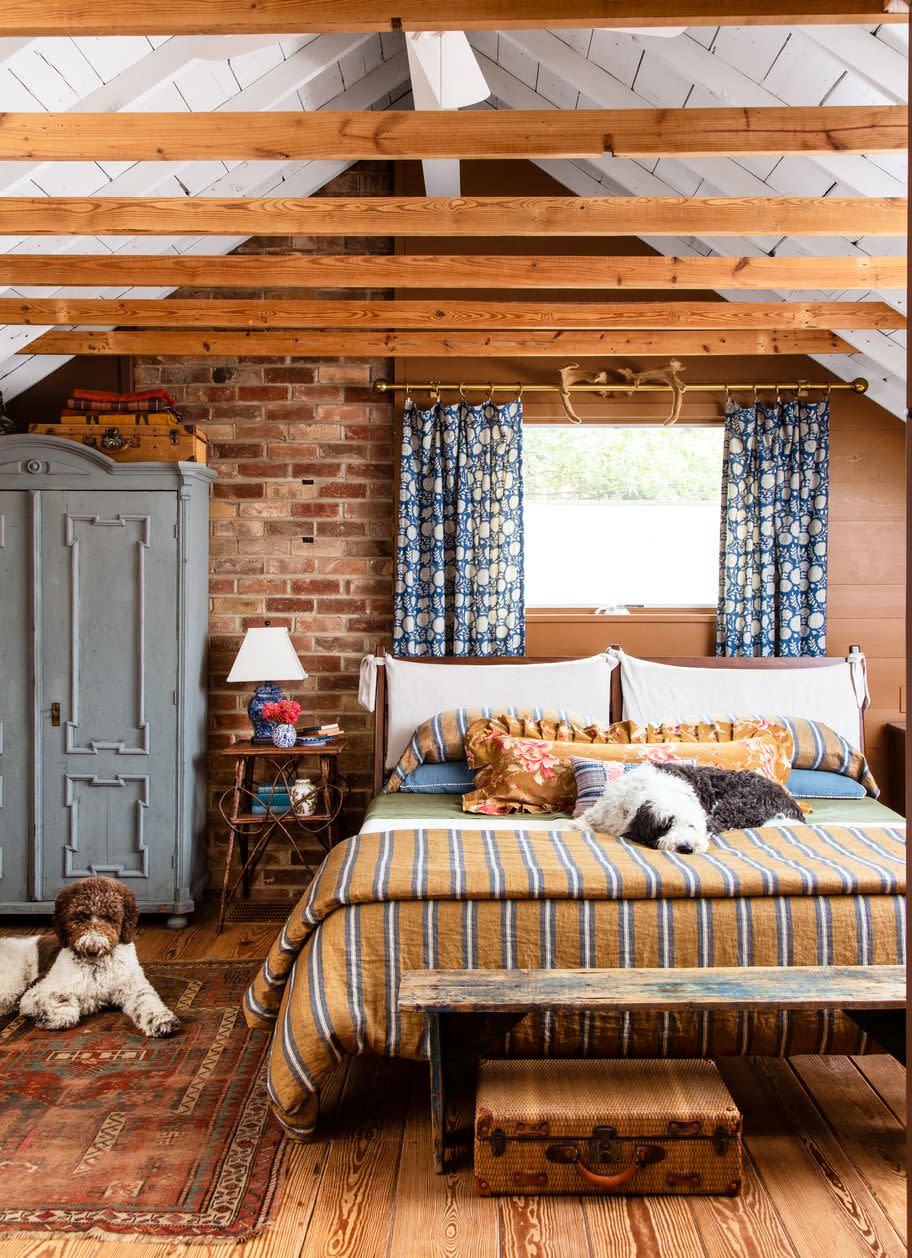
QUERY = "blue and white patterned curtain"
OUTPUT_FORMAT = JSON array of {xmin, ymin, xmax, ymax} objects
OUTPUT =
[
  {"xmin": 717, "ymin": 398, "xmax": 829, "ymax": 657},
  {"xmin": 394, "ymin": 397, "xmax": 524, "ymax": 656}
]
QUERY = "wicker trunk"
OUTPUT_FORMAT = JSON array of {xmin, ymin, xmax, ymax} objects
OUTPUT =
[{"xmin": 474, "ymin": 1059, "xmax": 742, "ymax": 1197}]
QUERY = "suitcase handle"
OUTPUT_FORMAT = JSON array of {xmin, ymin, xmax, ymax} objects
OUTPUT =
[{"xmin": 567, "ymin": 1143, "xmax": 666, "ymax": 1190}]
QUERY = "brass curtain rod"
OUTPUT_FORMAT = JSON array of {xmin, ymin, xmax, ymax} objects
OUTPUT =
[{"xmin": 374, "ymin": 377, "xmax": 868, "ymax": 397}]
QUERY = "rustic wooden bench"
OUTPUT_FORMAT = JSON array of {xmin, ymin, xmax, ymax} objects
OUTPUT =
[{"xmin": 398, "ymin": 965, "xmax": 906, "ymax": 1173}]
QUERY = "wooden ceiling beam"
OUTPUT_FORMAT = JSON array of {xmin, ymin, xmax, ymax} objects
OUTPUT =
[
  {"xmin": 1, "ymin": 196, "xmax": 903, "ymax": 237},
  {"xmin": 0, "ymin": 106, "xmax": 903, "ymax": 161},
  {"xmin": 20, "ymin": 329, "xmax": 855, "ymax": 356},
  {"xmin": 7, "ymin": 2, "xmax": 907, "ymax": 36},
  {"xmin": 0, "ymin": 298, "xmax": 900, "ymax": 330},
  {"xmin": 0, "ymin": 253, "xmax": 902, "ymax": 291}
]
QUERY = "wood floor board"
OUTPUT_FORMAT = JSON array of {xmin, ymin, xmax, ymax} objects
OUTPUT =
[
  {"xmin": 717, "ymin": 1057, "xmax": 906, "ymax": 1258},
  {"xmin": 582, "ymin": 1193, "xmax": 709, "ymax": 1258},
  {"xmin": 387, "ymin": 1067, "xmax": 499, "ymax": 1258},
  {"xmin": 499, "ymin": 1191, "xmax": 593, "ymax": 1258},
  {"xmin": 849, "ymin": 1055, "xmax": 908, "ymax": 1126},
  {"xmin": 686, "ymin": 1151, "xmax": 799, "ymax": 1258},
  {"xmin": 298, "ymin": 1056, "xmax": 410, "ymax": 1258},
  {"xmin": 789, "ymin": 1056, "xmax": 907, "ymax": 1239}
]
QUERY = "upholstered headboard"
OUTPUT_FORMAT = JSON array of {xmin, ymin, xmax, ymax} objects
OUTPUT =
[{"xmin": 370, "ymin": 646, "xmax": 867, "ymax": 796}]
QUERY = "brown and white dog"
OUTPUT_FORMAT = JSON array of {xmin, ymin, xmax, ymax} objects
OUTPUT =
[{"xmin": 0, "ymin": 877, "xmax": 181, "ymax": 1037}]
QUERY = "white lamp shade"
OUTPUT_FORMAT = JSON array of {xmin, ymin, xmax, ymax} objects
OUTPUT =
[{"xmin": 226, "ymin": 626, "xmax": 308, "ymax": 683}]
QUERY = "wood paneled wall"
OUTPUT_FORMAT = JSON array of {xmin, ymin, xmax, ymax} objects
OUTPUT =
[{"xmin": 396, "ymin": 160, "xmax": 905, "ymax": 796}]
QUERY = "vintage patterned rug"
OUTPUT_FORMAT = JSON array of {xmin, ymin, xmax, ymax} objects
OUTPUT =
[{"xmin": 0, "ymin": 960, "xmax": 287, "ymax": 1243}]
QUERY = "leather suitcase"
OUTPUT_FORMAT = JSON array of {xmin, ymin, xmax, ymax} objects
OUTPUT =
[
  {"xmin": 474, "ymin": 1059, "xmax": 742, "ymax": 1197},
  {"xmin": 28, "ymin": 420, "xmax": 207, "ymax": 464}
]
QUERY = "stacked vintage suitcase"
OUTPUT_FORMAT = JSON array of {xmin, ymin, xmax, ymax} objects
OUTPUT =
[
  {"xmin": 474, "ymin": 1059, "xmax": 743, "ymax": 1197},
  {"xmin": 29, "ymin": 387, "xmax": 207, "ymax": 463}
]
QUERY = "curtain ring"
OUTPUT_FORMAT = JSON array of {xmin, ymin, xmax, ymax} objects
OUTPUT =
[
  {"xmin": 485, "ymin": 382, "xmax": 495, "ymax": 405},
  {"xmin": 825, "ymin": 380, "xmax": 832, "ymax": 400},
  {"xmin": 753, "ymin": 383, "xmax": 759, "ymax": 405},
  {"xmin": 429, "ymin": 381, "xmax": 440, "ymax": 404},
  {"xmin": 515, "ymin": 382, "xmax": 524, "ymax": 402},
  {"xmin": 775, "ymin": 382, "xmax": 781, "ymax": 405},
  {"xmin": 724, "ymin": 383, "xmax": 731, "ymax": 404},
  {"xmin": 405, "ymin": 382, "xmax": 412, "ymax": 400},
  {"xmin": 458, "ymin": 382, "xmax": 468, "ymax": 402}
]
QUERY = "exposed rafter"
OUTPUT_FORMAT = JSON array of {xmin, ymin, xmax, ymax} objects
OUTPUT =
[
  {"xmin": 6, "ymin": 2, "xmax": 908, "ymax": 36},
  {"xmin": 19, "ymin": 328, "xmax": 855, "ymax": 356},
  {"xmin": 1, "ymin": 195, "xmax": 902, "ymax": 236},
  {"xmin": 1, "ymin": 105, "xmax": 902, "ymax": 161},
  {"xmin": 0, "ymin": 297, "xmax": 900, "ymax": 329},
  {"xmin": 0, "ymin": 252, "xmax": 901, "ymax": 291}
]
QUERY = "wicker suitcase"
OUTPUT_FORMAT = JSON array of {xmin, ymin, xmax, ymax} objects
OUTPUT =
[
  {"xmin": 474, "ymin": 1059, "xmax": 742, "ymax": 1197},
  {"xmin": 28, "ymin": 420, "xmax": 207, "ymax": 463}
]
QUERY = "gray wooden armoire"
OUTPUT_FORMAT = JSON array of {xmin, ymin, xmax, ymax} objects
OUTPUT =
[{"xmin": 0, "ymin": 436, "xmax": 216, "ymax": 926}]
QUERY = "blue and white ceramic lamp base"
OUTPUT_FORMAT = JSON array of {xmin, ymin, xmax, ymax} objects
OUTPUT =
[{"xmin": 247, "ymin": 682, "xmax": 285, "ymax": 743}]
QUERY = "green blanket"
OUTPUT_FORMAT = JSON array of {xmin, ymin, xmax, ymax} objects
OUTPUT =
[{"xmin": 364, "ymin": 791, "xmax": 904, "ymax": 828}]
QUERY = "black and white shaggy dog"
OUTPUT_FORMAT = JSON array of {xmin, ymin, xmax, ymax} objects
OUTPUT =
[{"xmin": 574, "ymin": 762, "xmax": 804, "ymax": 855}]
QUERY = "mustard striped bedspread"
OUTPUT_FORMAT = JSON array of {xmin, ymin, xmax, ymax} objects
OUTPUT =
[{"xmin": 244, "ymin": 820, "xmax": 906, "ymax": 1138}]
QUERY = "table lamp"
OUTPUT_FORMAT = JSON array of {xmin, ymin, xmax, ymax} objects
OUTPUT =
[{"xmin": 226, "ymin": 622, "xmax": 308, "ymax": 743}]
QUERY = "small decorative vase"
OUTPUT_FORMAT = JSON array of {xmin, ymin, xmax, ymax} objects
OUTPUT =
[
  {"xmin": 271, "ymin": 723, "xmax": 297, "ymax": 749},
  {"xmin": 290, "ymin": 777, "xmax": 317, "ymax": 817}
]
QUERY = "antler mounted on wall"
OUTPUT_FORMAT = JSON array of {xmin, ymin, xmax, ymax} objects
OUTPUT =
[{"xmin": 557, "ymin": 359, "xmax": 687, "ymax": 426}]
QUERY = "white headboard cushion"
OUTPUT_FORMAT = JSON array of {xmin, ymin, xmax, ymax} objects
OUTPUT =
[
  {"xmin": 383, "ymin": 653, "xmax": 617, "ymax": 770},
  {"xmin": 617, "ymin": 650, "xmax": 867, "ymax": 749}
]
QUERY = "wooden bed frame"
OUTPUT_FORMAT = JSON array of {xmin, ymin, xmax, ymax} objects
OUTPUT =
[{"xmin": 371, "ymin": 645, "xmax": 865, "ymax": 794}]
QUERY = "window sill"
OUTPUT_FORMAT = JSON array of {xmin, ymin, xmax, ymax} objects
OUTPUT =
[{"xmin": 527, "ymin": 608, "xmax": 716, "ymax": 623}]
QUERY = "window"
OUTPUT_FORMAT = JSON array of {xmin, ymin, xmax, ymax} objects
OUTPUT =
[{"xmin": 523, "ymin": 426, "xmax": 723, "ymax": 608}]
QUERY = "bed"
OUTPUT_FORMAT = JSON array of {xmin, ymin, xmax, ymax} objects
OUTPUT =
[{"xmin": 244, "ymin": 651, "xmax": 905, "ymax": 1139}]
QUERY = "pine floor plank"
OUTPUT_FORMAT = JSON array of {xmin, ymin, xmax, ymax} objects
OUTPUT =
[
  {"xmin": 687, "ymin": 1152, "xmax": 798, "ymax": 1258},
  {"xmin": 499, "ymin": 1192, "xmax": 592, "ymax": 1258},
  {"xmin": 582, "ymin": 1194, "xmax": 708, "ymax": 1258},
  {"xmin": 717, "ymin": 1057, "xmax": 905, "ymax": 1258},
  {"xmin": 298, "ymin": 1056, "xmax": 410, "ymax": 1258},
  {"xmin": 387, "ymin": 1066, "xmax": 499, "ymax": 1258},
  {"xmin": 790, "ymin": 1056, "xmax": 906, "ymax": 1242},
  {"xmin": 850, "ymin": 1055, "xmax": 908, "ymax": 1125},
  {"xmin": 0, "ymin": 1240, "xmax": 102, "ymax": 1258}
]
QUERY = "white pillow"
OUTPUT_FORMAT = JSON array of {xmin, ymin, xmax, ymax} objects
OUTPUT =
[
  {"xmin": 617, "ymin": 650, "xmax": 866, "ymax": 749},
  {"xmin": 384, "ymin": 653, "xmax": 616, "ymax": 770}
]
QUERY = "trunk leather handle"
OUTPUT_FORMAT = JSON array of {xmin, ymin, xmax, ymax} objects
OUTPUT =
[{"xmin": 571, "ymin": 1143, "xmax": 666, "ymax": 1190}]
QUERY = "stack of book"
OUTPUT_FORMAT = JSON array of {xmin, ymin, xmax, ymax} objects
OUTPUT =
[
  {"xmin": 297, "ymin": 722, "xmax": 343, "ymax": 745},
  {"xmin": 250, "ymin": 785, "xmax": 292, "ymax": 816}
]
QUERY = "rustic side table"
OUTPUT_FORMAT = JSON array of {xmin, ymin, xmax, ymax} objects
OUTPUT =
[{"xmin": 217, "ymin": 738, "xmax": 348, "ymax": 932}]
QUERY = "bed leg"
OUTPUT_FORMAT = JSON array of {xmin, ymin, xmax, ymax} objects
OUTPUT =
[{"xmin": 428, "ymin": 1011, "xmax": 447, "ymax": 1174}]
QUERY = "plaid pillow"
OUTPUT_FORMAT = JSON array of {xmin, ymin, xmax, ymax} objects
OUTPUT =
[{"xmin": 571, "ymin": 757, "xmax": 697, "ymax": 819}]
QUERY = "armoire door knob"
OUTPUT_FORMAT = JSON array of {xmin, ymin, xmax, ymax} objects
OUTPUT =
[{"xmin": 50, "ymin": 702, "xmax": 60, "ymax": 727}]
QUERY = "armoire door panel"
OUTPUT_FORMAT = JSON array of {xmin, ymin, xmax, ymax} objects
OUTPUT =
[
  {"xmin": 0, "ymin": 491, "xmax": 32, "ymax": 904},
  {"xmin": 39, "ymin": 491, "xmax": 179, "ymax": 901},
  {"xmin": 64, "ymin": 773, "xmax": 150, "ymax": 879},
  {"xmin": 62, "ymin": 511, "xmax": 152, "ymax": 754}
]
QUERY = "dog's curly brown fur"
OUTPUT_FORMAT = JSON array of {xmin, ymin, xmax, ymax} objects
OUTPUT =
[{"xmin": 38, "ymin": 876, "xmax": 139, "ymax": 978}]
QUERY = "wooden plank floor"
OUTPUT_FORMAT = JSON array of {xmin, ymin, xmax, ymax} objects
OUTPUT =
[{"xmin": 0, "ymin": 900, "xmax": 906, "ymax": 1258}]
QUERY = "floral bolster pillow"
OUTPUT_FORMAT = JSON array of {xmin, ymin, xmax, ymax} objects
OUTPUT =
[
  {"xmin": 461, "ymin": 721, "xmax": 794, "ymax": 816},
  {"xmin": 384, "ymin": 707, "xmax": 606, "ymax": 793}
]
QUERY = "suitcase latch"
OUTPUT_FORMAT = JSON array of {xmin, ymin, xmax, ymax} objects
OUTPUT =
[
  {"xmin": 712, "ymin": 1125, "xmax": 732, "ymax": 1157},
  {"xmin": 489, "ymin": 1128, "xmax": 507, "ymax": 1158},
  {"xmin": 589, "ymin": 1124, "xmax": 617, "ymax": 1164},
  {"xmin": 100, "ymin": 427, "xmax": 126, "ymax": 450}
]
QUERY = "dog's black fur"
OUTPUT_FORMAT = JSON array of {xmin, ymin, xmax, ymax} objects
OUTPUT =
[{"xmin": 653, "ymin": 762, "xmax": 803, "ymax": 835}]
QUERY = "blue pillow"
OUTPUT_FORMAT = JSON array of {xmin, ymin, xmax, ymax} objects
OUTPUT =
[
  {"xmin": 398, "ymin": 761, "xmax": 476, "ymax": 794},
  {"xmin": 786, "ymin": 769, "xmax": 866, "ymax": 799}
]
